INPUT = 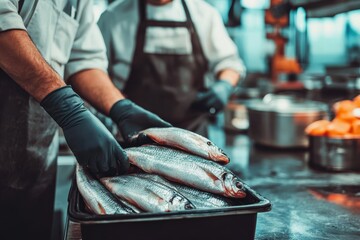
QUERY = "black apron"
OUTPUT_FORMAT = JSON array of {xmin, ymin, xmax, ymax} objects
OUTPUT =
[
  {"xmin": 124, "ymin": 0, "xmax": 209, "ymax": 136},
  {"xmin": 0, "ymin": 1, "xmax": 62, "ymax": 238},
  {"xmin": 0, "ymin": 71, "xmax": 58, "ymax": 240}
]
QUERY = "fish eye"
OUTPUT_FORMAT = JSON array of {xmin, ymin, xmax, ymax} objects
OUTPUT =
[
  {"xmin": 235, "ymin": 181, "xmax": 244, "ymax": 190},
  {"xmin": 207, "ymin": 141, "xmax": 212, "ymax": 146},
  {"xmin": 185, "ymin": 203, "xmax": 194, "ymax": 210}
]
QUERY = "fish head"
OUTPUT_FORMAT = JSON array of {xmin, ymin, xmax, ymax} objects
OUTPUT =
[
  {"xmin": 206, "ymin": 141, "xmax": 230, "ymax": 164},
  {"xmin": 223, "ymin": 173, "xmax": 246, "ymax": 198},
  {"xmin": 169, "ymin": 195, "xmax": 196, "ymax": 211}
]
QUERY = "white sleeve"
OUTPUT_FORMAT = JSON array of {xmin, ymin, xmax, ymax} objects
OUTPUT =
[
  {"xmin": 201, "ymin": 7, "xmax": 246, "ymax": 80},
  {"xmin": 97, "ymin": 11, "xmax": 113, "ymax": 75},
  {"xmin": 64, "ymin": 1, "xmax": 108, "ymax": 80},
  {"xmin": 97, "ymin": 8, "xmax": 137, "ymax": 90},
  {"xmin": 0, "ymin": 0, "xmax": 26, "ymax": 32}
]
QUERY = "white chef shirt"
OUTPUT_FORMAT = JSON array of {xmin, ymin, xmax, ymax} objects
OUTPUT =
[
  {"xmin": 98, "ymin": 0, "xmax": 246, "ymax": 90},
  {"xmin": 0, "ymin": 0, "xmax": 108, "ymax": 81}
]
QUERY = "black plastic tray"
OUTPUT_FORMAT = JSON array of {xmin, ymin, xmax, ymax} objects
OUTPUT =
[{"xmin": 68, "ymin": 180, "xmax": 271, "ymax": 240}]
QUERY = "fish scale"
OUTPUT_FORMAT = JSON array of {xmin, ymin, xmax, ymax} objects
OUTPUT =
[
  {"xmin": 136, "ymin": 174, "xmax": 234, "ymax": 209},
  {"xmin": 76, "ymin": 165, "xmax": 139, "ymax": 215},
  {"xmin": 125, "ymin": 145, "xmax": 246, "ymax": 198},
  {"xmin": 100, "ymin": 174, "xmax": 195, "ymax": 212},
  {"xmin": 132, "ymin": 127, "xmax": 230, "ymax": 164}
]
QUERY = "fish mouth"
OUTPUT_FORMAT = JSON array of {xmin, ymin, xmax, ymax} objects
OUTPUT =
[
  {"xmin": 219, "ymin": 151, "xmax": 230, "ymax": 163},
  {"xmin": 209, "ymin": 148, "xmax": 230, "ymax": 164}
]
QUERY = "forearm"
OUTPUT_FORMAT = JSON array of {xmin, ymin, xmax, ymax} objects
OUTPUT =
[
  {"xmin": 68, "ymin": 69, "xmax": 125, "ymax": 115},
  {"xmin": 0, "ymin": 30, "xmax": 65, "ymax": 101},
  {"xmin": 217, "ymin": 69, "xmax": 240, "ymax": 87}
]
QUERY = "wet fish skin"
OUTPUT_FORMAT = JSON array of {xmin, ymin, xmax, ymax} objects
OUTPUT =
[
  {"xmin": 76, "ymin": 165, "xmax": 139, "ymax": 215},
  {"xmin": 125, "ymin": 145, "xmax": 246, "ymax": 198},
  {"xmin": 132, "ymin": 127, "xmax": 230, "ymax": 164},
  {"xmin": 136, "ymin": 174, "xmax": 233, "ymax": 209},
  {"xmin": 101, "ymin": 174, "xmax": 195, "ymax": 213}
]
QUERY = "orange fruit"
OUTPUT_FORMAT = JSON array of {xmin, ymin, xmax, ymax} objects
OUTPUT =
[
  {"xmin": 333, "ymin": 100, "xmax": 356, "ymax": 115},
  {"xmin": 326, "ymin": 118, "xmax": 351, "ymax": 136},
  {"xmin": 337, "ymin": 110, "xmax": 357, "ymax": 123},
  {"xmin": 305, "ymin": 120, "xmax": 330, "ymax": 136},
  {"xmin": 351, "ymin": 120, "xmax": 360, "ymax": 134},
  {"xmin": 353, "ymin": 95, "xmax": 360, "ymax": 108}
]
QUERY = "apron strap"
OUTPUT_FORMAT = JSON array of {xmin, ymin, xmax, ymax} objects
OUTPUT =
[
  {"xmin": 132, "ymin": 0, "xmax": 147, "ymax": 66},
  {"xmin": 18, "ymin": 0, "xmax": 24, "ymax": 13},
  {"xmin": 181, "ymin": 0, "xmax": 208, "ymax": 81},
  {"xmin": 64, "ymin": 0, "xmax": 79, "ymax": 19}
]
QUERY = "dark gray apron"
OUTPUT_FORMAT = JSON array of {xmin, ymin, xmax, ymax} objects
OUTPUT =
[
  {"xmin": 0, "ymin": 1, "xmax": 69, "ymax": 238},
  {"xmin": 0, "ymin": 71, "xmax": 58, "ymax": 239},
  {"xmin": 124, "ymin": 0, "xmax": 209, "ymax": 136}
]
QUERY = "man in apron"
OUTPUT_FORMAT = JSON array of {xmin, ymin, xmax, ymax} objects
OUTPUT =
[
  {"xmin": 98, "ymin": 0, "xmax": 246, "ymax": 137},
  {"xmin": 0, "ymin": 1, "xmax": 170, "ymax": 239}
]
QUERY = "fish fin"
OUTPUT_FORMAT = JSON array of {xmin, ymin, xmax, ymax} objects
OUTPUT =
[
  {"xmin": 97, "ymin": 202, "xmax": 106, "ymax": 215},
  {"xmin": 202, "ymin": 167, "xmax": 220, "ymax": 182},
  {"xmin": 147, "ymin": 188, "xmax": 165, "ymax": 204}
]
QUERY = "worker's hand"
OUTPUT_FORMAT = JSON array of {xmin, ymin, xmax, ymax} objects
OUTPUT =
[
  {"xmin": 109, "ymin": 99, "xmax": 172, "ymax": 145},
  {"xmin": 191, "ymin": 80, "xmax": 233, "ymax": 114},
  {"xmin": 41, "ymin": 86, "xmax": 129, "ymax": 177}
]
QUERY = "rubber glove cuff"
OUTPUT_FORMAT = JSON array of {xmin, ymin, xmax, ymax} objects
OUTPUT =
[
  {"xmin": 40, "ymin": 85, "xmax": 85, "ymax": 129},
  {"xmin": 212, "ymin": 80, "xmax": 233, "ymax": 105}
]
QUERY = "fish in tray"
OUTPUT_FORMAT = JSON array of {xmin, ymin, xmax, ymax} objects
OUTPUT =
[
  {"xmin": 131, "ymin": 127, "xmax": 230, "ymax": 164},
  {"xmin": 76, "ymin": 165, "xmax": 140, "ymax": 215},
  {"xmin": 125, "ymin": 145, "xmax": 246, "ymax": 198},
  {"xmin": 136, "ymin": 174, "xmax": 234, "ymax": 209},
  {"xmin": 100, "ymin": 174, "xmax": 195, "ymax": 212}
]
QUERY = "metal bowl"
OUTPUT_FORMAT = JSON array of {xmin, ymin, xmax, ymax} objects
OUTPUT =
[
  {"xmin": 308, "ymin": 135, "xmax": 360, "ymax": 172},
  {"xmin": 247, "ymin": 94, "xmax": 329, "ymax": 148}
]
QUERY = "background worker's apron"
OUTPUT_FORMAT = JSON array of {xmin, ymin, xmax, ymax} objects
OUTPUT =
[
  {"xmin": 0, "ymin": 0, "xmax": 78, "ymax": 239},
  {"xmin": 124, "ymin": 0, "xmax": 209, "ymax": 136}
]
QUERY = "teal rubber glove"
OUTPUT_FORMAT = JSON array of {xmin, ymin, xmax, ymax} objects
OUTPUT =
[
  {"xmin": 109, "ymin": 99, "xmax": 172, "ymax": 145},
  {"xmin": 41, "ymin": 86, "xmax": 129, "ymax": 177},
  {"xmin": 192, "ymin": 80, "xmax": 233, "ymax": 114}
]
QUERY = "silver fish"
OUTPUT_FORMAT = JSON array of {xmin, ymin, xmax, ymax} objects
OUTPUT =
[
  {"xmin": 76, "ymin": 165, "xmax": 139, "ymax": 215},
  {"xmin": 132, "ymin": 127, "xmax": 230, "ymax": 164},
  {"xmin": 100, "ymin": 174, "xmax": 195, "ymax": 212},
  {"xmin": 137, "ymin": 174, "xmax": 233, "ymax": 209},
  {"xmin": 125, "ymin": 145, "xmax": 246, "ymax": 198}
]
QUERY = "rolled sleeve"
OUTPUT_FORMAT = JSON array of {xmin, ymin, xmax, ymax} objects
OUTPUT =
[
  {"xmin": 0, "ymin": 0, "xmax": 26, "ymax": 32},
  {"xmin": 203, "ymin": 8, "xmax": 246, "ymax": 80},
  {"xmin": 64, "ymin": 1, "xmax": 108, "ymax": 80}
]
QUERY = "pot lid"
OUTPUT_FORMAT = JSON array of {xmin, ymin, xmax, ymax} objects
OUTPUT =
[{"xmin": 247, "ymin": 94, "xmax": 328, "ymax": 113}]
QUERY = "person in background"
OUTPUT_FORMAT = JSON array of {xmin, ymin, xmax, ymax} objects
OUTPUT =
[
  {"xmin": 0, "ymin": 1, "xmax": 170, "ymax": 239},
  {"xmin": 98, "ymin": 0, "xmax": 246, "ymax": 137}
]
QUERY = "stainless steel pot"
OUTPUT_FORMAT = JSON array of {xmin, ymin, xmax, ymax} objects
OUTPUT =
[
  {"xmin": 247, "ymin": 94, "xmax": 329, "ymax": 148},
  {"xmin": 309, "ymin": 136, "xmax": 360, "ymax": 172},
  {"xmin": 224, "ymin": 100, "xmax": 254, "ymax": 132}
]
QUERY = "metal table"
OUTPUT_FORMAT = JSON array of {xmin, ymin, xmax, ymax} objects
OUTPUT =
[{"xmin": 65, "ymin": 125, "xmax": 360, "ymax": 240}]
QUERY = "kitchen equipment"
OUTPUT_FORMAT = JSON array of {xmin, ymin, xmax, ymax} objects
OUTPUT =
[
  {"xmin": 225, "ymin": 83, "xmax": 270, "ymax": 132},
  {"xmin": 67, "ymin": 181, "xmax": 271, "ymax": 240},
  {"xmin": 308, "ymin": 135, "xmax": 360, "ymax": 172},
  {"xmin": 224, "ymin": 99, "xmax": 252, "ymax": 132},
  {"xmin": 247, "ymin": 94, "xmax": 329, "ymax": 148}
]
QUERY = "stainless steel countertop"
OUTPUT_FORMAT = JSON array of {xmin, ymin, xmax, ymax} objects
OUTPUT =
[{"xmin": 64, "ymin": 124, "xmax": 360, "ymax": 240}]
